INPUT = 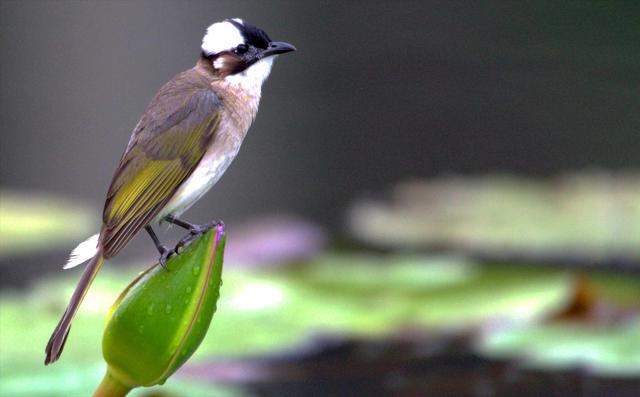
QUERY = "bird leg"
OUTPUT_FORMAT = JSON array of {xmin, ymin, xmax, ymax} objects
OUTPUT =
[
  {"xmin": 164, "ymin": 215, "xmax": 220, "ymax": 252},
  {"xmin": 145, "ymin": 225, "xmax": 174, "ymax": 269}
]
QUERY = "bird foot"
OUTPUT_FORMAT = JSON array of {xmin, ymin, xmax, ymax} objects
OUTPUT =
[
  {"xmin": 174, "ymin": 220, "xmax": 222, "ymax": 253},
  {"xmin": 158, "ymin": 246, "xmax": 176, "ymax": 269}
]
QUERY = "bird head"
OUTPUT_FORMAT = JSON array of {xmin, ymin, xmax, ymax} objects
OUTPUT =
[{"xmin": 201, "ymin": 18, "xmax": 295, "ymax": 86}]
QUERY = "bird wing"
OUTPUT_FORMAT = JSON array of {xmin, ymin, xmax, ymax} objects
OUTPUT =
[{"xmin": 101, "ymin": 81, "xmax": 221, "ymax": 258}]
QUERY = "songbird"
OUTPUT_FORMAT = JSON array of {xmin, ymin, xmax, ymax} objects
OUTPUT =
[{"xmin": 45, "ymin": 18, "xmax": 295, "ymax": 364}]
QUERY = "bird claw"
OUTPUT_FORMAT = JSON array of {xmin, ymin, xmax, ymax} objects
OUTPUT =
[
  {"xmin": 189, "ymin": 220, "xmax": 220, "ymax": 235},
  {"xmin": 174, "ymin": 220, "xmax": 222, "ymax": 253},
  {"xmin": 174, "ymin": 235, "xmax": 194, "ymax": 253},
  {"xmin": 158, "ymin": 246, "xmax": 176, "ymax": 270}
]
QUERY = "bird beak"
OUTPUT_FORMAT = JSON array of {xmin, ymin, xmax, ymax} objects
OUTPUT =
[{"xmin": 261, "ymin": 41, "xmax": 296, "ymax": 58}]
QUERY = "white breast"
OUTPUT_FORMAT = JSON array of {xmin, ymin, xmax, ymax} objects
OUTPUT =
[{"xmin": 156, "ymin": 137, "xmax": 242, "ymax": 221}]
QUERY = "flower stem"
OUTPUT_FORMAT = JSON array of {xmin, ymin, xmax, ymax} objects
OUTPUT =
[{"xmin": 92, "ymin": 371, "xmax": 132, "ymax": 397}]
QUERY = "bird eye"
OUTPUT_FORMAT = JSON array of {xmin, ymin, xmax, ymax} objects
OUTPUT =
[{"xmin": 235, "ymin": 44, "xmax": 249, "ymax": 55}]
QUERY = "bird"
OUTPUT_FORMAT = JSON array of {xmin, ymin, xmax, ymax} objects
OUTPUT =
[{"xmin": 44, "ymin": 18, "xmax": 295, "ymax": 364}]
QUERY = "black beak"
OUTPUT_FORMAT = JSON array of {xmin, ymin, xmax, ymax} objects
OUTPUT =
[{"xmin": 261, "ymin": 41, "xmax": 296, "ymax": 58}]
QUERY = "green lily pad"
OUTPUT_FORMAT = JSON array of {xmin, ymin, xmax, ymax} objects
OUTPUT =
[
  {"xmin": 0, "ymin": 361, "xmax": 243, "ymax": 397},
  {"xmin": 476, "ymin": 320, "xmax": 640, "ymax": 376},
  {"xmin": 0, "ymin": 190, "xmax": 95, "ymax": 258},
  {"xmin": 348, "ymin": 173, "xmax": 640, "ymax": 261},
  {"xmin": 2, "ymin": 252, "xmax": 639, "ymax": 396},
  {"xmin": 408, "ymin": 264, "xmax": 572, "ymax": 329}
]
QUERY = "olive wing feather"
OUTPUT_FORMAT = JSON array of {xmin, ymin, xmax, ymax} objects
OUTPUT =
[{"xmin": 101, "ymin": 86, "xmax": 220, "ymax": 258}]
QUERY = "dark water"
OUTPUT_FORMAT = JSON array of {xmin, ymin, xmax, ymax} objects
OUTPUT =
[{"xmin": 184, "ymin": 336, "xmax": 640, "ymax": 397}]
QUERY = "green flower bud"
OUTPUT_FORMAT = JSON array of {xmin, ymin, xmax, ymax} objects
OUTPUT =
[{"xmin": 99, "ymin": 224, "xmax": 225, "ymax": 394}]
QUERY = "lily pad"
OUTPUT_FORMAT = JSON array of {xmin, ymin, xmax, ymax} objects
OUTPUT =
[
  {"xmin": 0, "ymin": 190, "xmax": 95, "ymax": 258},
  {"xmin": 2, "ymin": 253, "xmax": 639, "ymax": 395},
  {"xmin": 348, "ymin": 173, "xmax": 640, "ymax": 263},
  {"xmin": 476, "ymin": 320, "xmax": 640, "ymax": 376}
]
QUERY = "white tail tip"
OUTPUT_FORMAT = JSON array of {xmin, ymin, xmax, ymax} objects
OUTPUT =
[{"xmin": 63, "ymin": 234, "xmax": 100, "ymax": 269}]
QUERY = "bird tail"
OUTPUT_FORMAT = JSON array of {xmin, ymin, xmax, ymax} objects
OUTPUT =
[
  {"xmin": 45, "ymin": 251, "xmax": 105, "ymax": 364},
  {"xmin": 63, "ymin": 234, "xmax": 100, "ymax": 269}
]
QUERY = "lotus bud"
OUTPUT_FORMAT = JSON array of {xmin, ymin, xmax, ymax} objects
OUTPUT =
[{"xmin": 94, "ymin": 224, "xmax": 226, "ymax": 396}]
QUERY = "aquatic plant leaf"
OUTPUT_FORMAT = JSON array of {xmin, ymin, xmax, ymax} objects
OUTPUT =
[
  {"xmin": 476, "ymin": 320, "xmax": 640, "ymax": 376},
  {"xmin": 0, "ymin": 190, "xmax": 95, "ymax": 258},
  {"xmin": 349, "ymin": 173, "xmax": 640, "ymax": 262}
]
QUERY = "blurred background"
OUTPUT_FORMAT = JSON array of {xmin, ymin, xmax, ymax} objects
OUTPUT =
[{"xmin": 0, "ymin": 1, "xmax": 639, "ymax": 396}]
